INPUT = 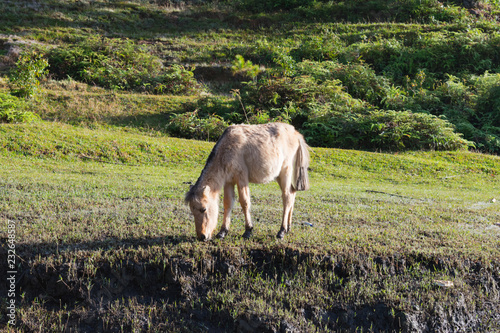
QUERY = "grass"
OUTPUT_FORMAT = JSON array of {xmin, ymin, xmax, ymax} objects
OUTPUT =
[
  {"xmin": 39, "ymin": 89, "xmax": 195, "ymax": 129},
  {"xmin": 4, "ymin": 141, "xmax": 498, "ymax": 258},
  {"xmin": 1, "ymin": 121, "xmax": 499, "ymax": 331}
]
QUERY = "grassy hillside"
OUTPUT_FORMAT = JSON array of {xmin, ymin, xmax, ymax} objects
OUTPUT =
[
  {"xmin": 1, "ymin": 0, "xmax": 500, "ymax": 152},
  {"xmin": 1, "ymin": 0, "xmax": 500, "ymax": 332}
]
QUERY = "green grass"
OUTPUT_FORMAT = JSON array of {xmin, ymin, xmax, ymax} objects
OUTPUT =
[
  {"xmin": 0, "ymin": 121, "xmax": 210, "ymax": 165},
  {"xmin": 36, "ymin": 81, "xmax": 198, "ymax": 129},
  {"xmin": 1, "ymin": 121, "xmax": 499, "ymax": 331},
  {"xmin": 3, "ymin": 138, "xmax": 498, "ymax": 258}
]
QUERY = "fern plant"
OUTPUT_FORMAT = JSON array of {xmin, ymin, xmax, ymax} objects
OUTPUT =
[
  {"xmin": 231, "ymin": 55, "xmax": 261, "ymax": 80},
  {"xmin": 9, "ymin": 52, "xmax": 49, "ymax": 99},
  {"xmin": 0, "ymin": 93, "xmax": 39, "ymax": 123}
]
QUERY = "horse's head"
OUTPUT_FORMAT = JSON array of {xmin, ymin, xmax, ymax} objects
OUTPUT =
[{"xmin": 186, "ymin": 185, "xmax": 219, "ymax": 241}]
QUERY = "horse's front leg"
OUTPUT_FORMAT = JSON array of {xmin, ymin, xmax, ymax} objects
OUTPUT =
[
  {"xmin": 237, "ymin": 181, "xmax": 253, "ymax": 239},
  {"xmin": 217, "ymin": 183, "xmax": 235, "ymax": 239}
]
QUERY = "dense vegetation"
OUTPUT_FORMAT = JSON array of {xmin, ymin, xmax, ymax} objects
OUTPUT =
[
  {"xmin": 1, "ymin": 1, "xmax": 499, "ymax": 332},
  {"xmin": 1, "ymin": 0, "xmax": 500, "ymax": 152}
]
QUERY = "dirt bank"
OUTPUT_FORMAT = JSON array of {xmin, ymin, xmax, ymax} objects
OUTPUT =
[{"xmin": 1, "ymin": 242, "xmax": 498, "ymax": 332}]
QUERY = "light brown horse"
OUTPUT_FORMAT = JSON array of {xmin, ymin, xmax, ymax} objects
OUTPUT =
[{"xmin": 185, "ymin": 123, "xmax": 310, "ymax": 241}]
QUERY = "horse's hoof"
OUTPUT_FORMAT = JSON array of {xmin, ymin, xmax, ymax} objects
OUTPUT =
[
  {"xmin": 276, "ymin": 228, "xmax": 286, "ymax": 239},
  {"xmin": 216, "ymin": 229, "xmax": 228, "ymax": 239},
  {"xmin": 242, "ymin": 228, "xmax": 253, "ymax": 239}
]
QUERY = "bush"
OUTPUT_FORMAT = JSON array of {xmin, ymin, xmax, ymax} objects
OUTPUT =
[
  {"xmin": 363, "ymin": 110, "xmax": 472, "ymax": 151},
  {"xmin": 231, "ymin": 55, "xmax": 262, "ymax": 80},
  {"xmin": 290, "ymin": 35, "xmax": 344, "ymax": 62},
  {"xmin": 296, "ymin": 61, "xmax": 394, "ymax": 107},
  {"xmin": 9, "ymin": 52, "xmax": 49, "ymax": 99},
  {"xmin": 0, "ymin": 93, "xmax": 40, "ymax": 123},
  {"xmin": 303, "ymin": 110, "xmax": 472, "ymax": 151},
  {"xmin": 48, "ymin": 37, "xmax": 199, "ymax": 94},
  {"xmin": 240, "ymin": 74, "xmax": 366, "ymax": 127},
  {"xmin": 433, "ymin": 73, "xmax": 500, "ymax": 153},
  {"xmin": 166, "ymin": 110, "xmax": 229, "ymax": 141},
  {"xmin": 467, "ymin": 73, "xmax": 500, "ymax": 153},
  {"xmin": 474, "ymin": 73, "xmax": 500, "ymax": 130},
  {"xmin": 152, "ymin": 65, "xmax": 199, "ymax": 95},
  {"xmin": 350, "ymin": 31, "xmax": 500, "ymax": 84}
]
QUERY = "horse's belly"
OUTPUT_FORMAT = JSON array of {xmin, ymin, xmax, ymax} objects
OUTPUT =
[
  {"xmin": 247, "ymin": 158, "xmax": 282, "ymax": 184},
  {"xmin": 248, "ymin": 172, "xmax": 276, "ymax": 184}
]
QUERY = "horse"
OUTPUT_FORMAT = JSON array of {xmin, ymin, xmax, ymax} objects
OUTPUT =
[{"xmin": 185, "ymin": 122, "xmax": 310, "ymax": 241}]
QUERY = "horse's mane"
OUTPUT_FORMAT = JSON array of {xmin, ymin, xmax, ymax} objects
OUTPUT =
[{"xmin": 184, "ymin": 127, "xmax": 230, "ymax": 204}]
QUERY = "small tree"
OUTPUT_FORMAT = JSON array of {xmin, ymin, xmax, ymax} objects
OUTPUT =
[
  {"xmin": 231, "ymin": 55, "xmax": 261, "ymax": 81},
  {"xmin": 9, "ymin": 51, "xmax": 49, "ymax": 99},
  {"xmin": 0, "ymin": 92, "xmax": 39, "ymax": 123}
]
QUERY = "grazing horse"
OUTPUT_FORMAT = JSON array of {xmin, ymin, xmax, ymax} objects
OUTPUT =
[{"xmin": 185, "ymin": 123, "xmax": 310, "ymax": 241}]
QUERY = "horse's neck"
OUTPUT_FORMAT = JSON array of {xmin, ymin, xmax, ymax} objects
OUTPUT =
[{"xmin": 198, "ymin": 165, "xmax": 224, "ymax": 195}]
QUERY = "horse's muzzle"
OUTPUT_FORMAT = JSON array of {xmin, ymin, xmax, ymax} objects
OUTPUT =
[{"xmin": 198, "ymin": 234, "xmax": 210, "ymax": 242}]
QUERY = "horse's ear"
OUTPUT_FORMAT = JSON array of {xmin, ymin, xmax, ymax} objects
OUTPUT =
[{"xmin": 185, "ymin": 183, "xmax": 195, "ymax": 205}]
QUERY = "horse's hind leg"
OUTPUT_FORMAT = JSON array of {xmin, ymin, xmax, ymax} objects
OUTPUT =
[
  {"xmin": 277, "ymin": 170, "xmax": 297, "ymax": 239},
  {"xmin": 217, "ymin": 183, "xmax": 235, "ymax": 239},
  {"xmin": 277, "ymin": 191, "xmax": 296, "ymax": 239},
  {"xmin": 237, "ymin": 180, "xmax": 253, "ymax": 239}
]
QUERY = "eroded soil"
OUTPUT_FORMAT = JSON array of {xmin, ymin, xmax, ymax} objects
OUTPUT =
[{"xmin": 1, "ymin": 240, "xmax": 499, "ymax": 332}]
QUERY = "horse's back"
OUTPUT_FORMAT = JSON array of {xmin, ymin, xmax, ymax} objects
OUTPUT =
[
  {"xmin": 223, "ymin": 122, "xmax": 299, "ymax": 145},
  {"xmin": 219, "ymin": 123, "xmax": 303, "ymax": 184}
]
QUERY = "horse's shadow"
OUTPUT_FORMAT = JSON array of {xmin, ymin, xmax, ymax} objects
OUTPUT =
[{"xmin": 13, "ymin": 234, "xmax": 195, "ymax": 260}]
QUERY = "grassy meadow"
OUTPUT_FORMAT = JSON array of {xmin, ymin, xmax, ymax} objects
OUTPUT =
[
  {"xmin": 1, "ymin": 0, "xmax": 500, "ymax": 332},
  {"xmin": 1, "ymin": 122, "xmax": 499, "ymax": 331}
]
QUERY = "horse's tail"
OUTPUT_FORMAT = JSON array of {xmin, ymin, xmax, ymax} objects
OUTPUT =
[{"xmin": 294, "ymin": 136, "xmax": 310, "ymax": 191}]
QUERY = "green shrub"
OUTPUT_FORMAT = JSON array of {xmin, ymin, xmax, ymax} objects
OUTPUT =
[
  {"xmin": 152, "ymin": 65, "xmax": 199, "ymax": 95},
  {"xmin": 469, "ymin": 73, "xmax": 500, "ymax": 153},
  {"xmin": 231, "ymin": 55, "xmax": 261, "ymax": 80},
  {"xmin": 474, "ymin": 73, "xmax": 500, "ymax": 129},
  {"xmin": 0, "ymin": 93, "xmax": 40, "ymax": 123},
  {"xmin": 273, "ymin": 51, "xmax": 297, "ymax": 77},
  {"xmin": 166, "ymin": 110, "xmax": 229, "ymax": 141},
  {"xmin": 48, "ymin": 37, "xmax": 159, "ymax": 88},
  {"xmin": 303, "ymin": 110, "xmax": 472, "ymax": 151},
  {"xmin": 290, "ymin": 35, "xmax": 343, "ymax": 62},
  {"xmin": 222, "ymin": 39, "xmax": 291, "ymax": 69},
  {"xmin": 296, "ymin": 61, "xmax": 393, "ymax": 107},
  {"xmin": 9, "ymin": 52, "xmax": 49, "ymax": 99},
  {"xmin": 363, "ymin": 110, "xmax": 472, "ymax": 151},
  {"xmin": 240, "ymin": 74, "xmax": 366, "ymax": 127},
  {"xmin": 433, "ymin": 73, "xmax": 500, "ymax": 153},
  {"xmin": 48, "ymin": 37, "xmax": 199, "ymax": 94},
  {"xmin": 351, "ymin": 31, "xmax": 500, "ymax": 83}
]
